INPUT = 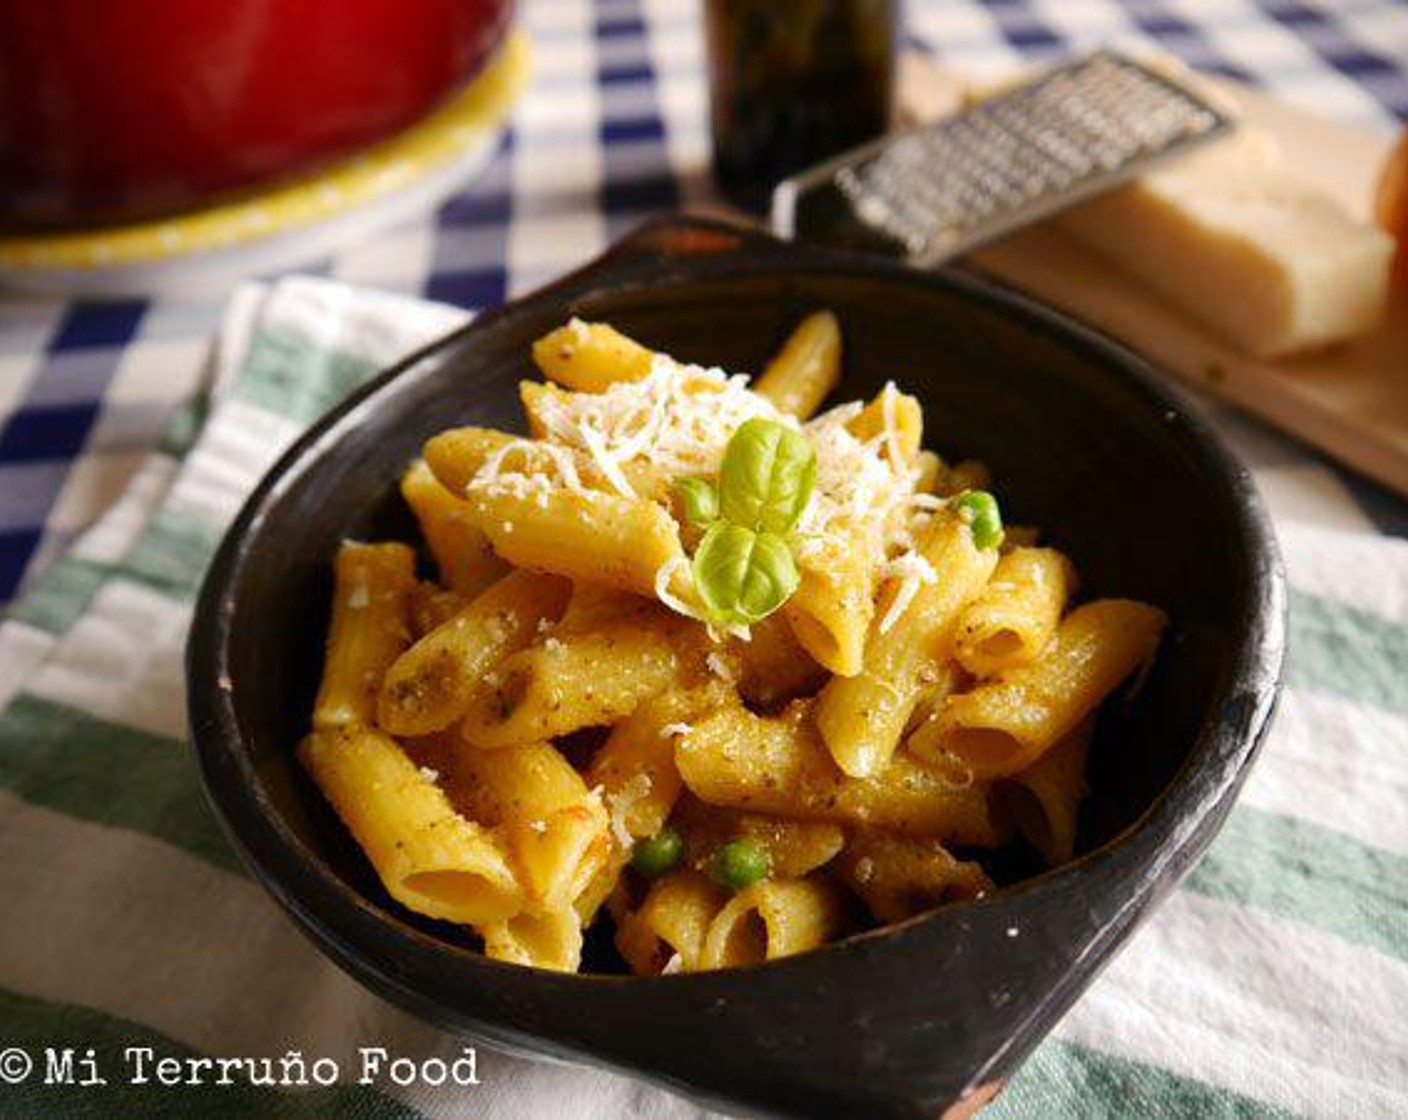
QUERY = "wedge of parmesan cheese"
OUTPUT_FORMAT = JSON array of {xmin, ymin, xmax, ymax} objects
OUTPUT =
[{"xmin": 1054, "ymin": 130, "xmax": 1394, "ymax": 357}]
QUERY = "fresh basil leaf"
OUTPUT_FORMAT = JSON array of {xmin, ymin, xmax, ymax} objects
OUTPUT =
[
  {"xmin": 673, "ymin": 476, "xmax": 719, "ymax": 527},
  {"xmin": 692, "ymin": 523, "xmax": 800, "ymax": 626},
  {"xmin": 717, "ymin": 418, "xmax": 817, "ymax": 536},
  {"xmin": 952, "ymin": 489, "xmax": 1005, "ymax": 551}
]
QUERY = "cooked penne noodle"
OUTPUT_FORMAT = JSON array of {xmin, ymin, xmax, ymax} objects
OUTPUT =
[
  {"xmin": 673, "ymin": 797, "xmax": 845, "ymax": 879},
  {"xmin": 1001, "ymin": 525, "xmax": 1041, "ymax": 550},
  {"xmin": 675, "ymin": 702, "xmax": 1005, "ymax": 845},
  {"xmin": 518, "ymin": 379, "xmax": 566, "ymax": 440},
  {"xmin": 423, "ymin": 426, "xmax": 515, "ymax": 495},
  {"xmin": 912, "ymin": 599, "xmax": 1167, "ymax": 779},
  {"xmin": 586, "ymin": 683, "xmax": 729, "ymax": 842},
  {"xmin": 314, "ymin": 541, "xmax": 416, "ymax": 730},
  {"xmin": 913, "ymin": 450, "xmax": 944, "ymax": 494},
  {"xmin": 299, "ymin": 726, "xmax": 521, "ymax": 924},
  {"xmin": 734, "ymin": 613, "xmax": 828, "ymax": 709},
  {"xmin": 994, "ymin": 718, "xmax": 1093, "ymax": 866},
  {"xmin": 753, "ymin": 310, "xmax": 841, "ymax": 419},
  {"xmin": 378, "ymin": 570, "xmax": 571, "ymax": 737},
  {"xmin": 814, "ymin": 511, "xmax": 999, "ymax": 778},
  {"xmin": 479, "ymin": 909, "xmax": 584, "ymax": 973},
  {"xmin": 460, "ymin": 611, "xmax": 694, "ymax": 749},
  {"xmin": 531, "ymin": 319, "xmax": 657, "ymax": 392},
  {"xmin": 835, "ymin": 832, "xmax": 993, "ymax": 923},
  {"xmin": 467, "ymin": 486, "xmax": 686, "ymax": 598},
  {"xmin": 615, "ymin": 870, "xmax": 729, "ymax": 975},
  {"xmin": 784, "ymin": 521, "xmax": 876, "ymax": 678},
  {"xmin": 953, "ymin": 547, "xmax": 1076, "ymax": 678},
  {"xmin": 698, "ymin": 877, "xmax": 846, "ymax": 970},
  {"xmin": 937, "ymin": 458, "xmax": 992, "ymax": 497},
  {"xmin": 846, "ymin": 384, "xmax": 923, "ymax": 467},
  {"xmin": 447, "ymin": 739, "xmax": 611, "ymax": 914},
  {"xmin": 409, "ymin": 581, "xmax": 467, "ymax": 637},
  {"xmin": 400, "ymin": 460, "xmax": 507, "ymax": 597}
]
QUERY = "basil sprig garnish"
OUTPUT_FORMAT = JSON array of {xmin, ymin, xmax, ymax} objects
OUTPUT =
[{"xmin": 672, "ymin": 418, "xmax": 817, "ymax": 628}]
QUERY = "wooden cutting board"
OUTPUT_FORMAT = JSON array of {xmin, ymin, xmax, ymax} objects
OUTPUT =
[{"xmin": 899, "ymin": 56, "xmax": 1408, "ymax": 498}]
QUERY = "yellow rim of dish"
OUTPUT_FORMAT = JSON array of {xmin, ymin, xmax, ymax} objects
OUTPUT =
[{"xmin": 0, "ymin": 31, "xmax": 529, "ymax": 271}]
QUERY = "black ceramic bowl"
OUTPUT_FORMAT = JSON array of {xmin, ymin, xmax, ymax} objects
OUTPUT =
[{"xmin": 188, "ymin": 215, "xmax": 1285, "ymax": 1120}]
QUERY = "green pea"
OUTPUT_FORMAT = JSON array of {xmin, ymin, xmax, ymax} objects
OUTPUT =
[
  {"xmin": 709, "ymin": 838, "xmax": 771, "ymax": 891},
  {"xmin": 952, "ymin": 489, "xmax": 1005, "ymax": 551},
  {"xmin": 631, "ymin": 827, "xmax": 684, "ymax": 878}
]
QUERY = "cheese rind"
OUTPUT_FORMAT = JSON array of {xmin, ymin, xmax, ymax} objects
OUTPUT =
[{"xmin": 1055, "ymin": 132, "xmax": 1395, "ymax": 357}]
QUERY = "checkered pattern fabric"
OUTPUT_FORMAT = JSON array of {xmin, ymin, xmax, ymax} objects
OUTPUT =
[
  {"xmin": 0, "ymin": 4, "xmax": 1406, "ymax": 1118},
  {"xmin": 2, "ymin": 0, "xmax": 1407, "ymax": 609}
]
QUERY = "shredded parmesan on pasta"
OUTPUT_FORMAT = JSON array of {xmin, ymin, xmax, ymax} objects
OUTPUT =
[
  {"xmin": 659, "ymin": 722, "xmax": 693, "ymax": 739},
  {"xmin": 606, "ymin": 774, "xmax": 653, "ymax": 849},
  {"xmin": 877, "ymin": 551, "xmax": 939, "ymax": 634},
  {"xmin": 464, "ymin": 347, "xmax": 934, "ymax": 626}
]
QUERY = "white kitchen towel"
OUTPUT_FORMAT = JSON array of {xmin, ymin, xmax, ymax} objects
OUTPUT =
[{"xmin": 0, "ymin": 277, "xmax": 1403, "ymax": 1118}]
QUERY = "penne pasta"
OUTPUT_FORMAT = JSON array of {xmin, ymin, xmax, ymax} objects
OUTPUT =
[
  {"xmin": 409, "ymin": 581, "xmax": 467, "ymax": 638},
  {"xmin": 913, "ymin": 450, "xmax": 944, "ymax": 495},
  {"xmin": 698, "ymin": 876, "xmax": 846, "ymax": 970},
  {"xmin": 672, "ymin": 797, "xmax": 845, "ymax": 879},
  {"xmin": 423, "ymin": 426, "xmax": 515, "ymax": 496},
  {"xmin": 460, "ymin": 607, "xmax": 697, "ymax": 749},
  {"xmin": 784, "ymin": 520, "xmax": 876, "ymax": 678},
  {"xmin": 753, "ymin": 310, "xmax": 841, "ymax": 419},
  {"xmin": 447, "ymin": 739, "xmax": 612, "ymax": 914},
  {"xmin": 675, "ymin": 702, "xmax": 1005, "ymax": 845},
  {"xmin": 531, "ymin": 319, "xmax": 657, "ymax": 392},
  {"xmin": 313, "ymin": 541, "xmax": 416, "ymax": 730},
  {"xmin": 911, "ymin": 599, "xmax": 1167, "ymax": 779},
  {"xmin": 587, "ymin": 683, "xmax": 730, "ymax": 843},
  {"xmin": 378, "ymin": 569, "xmax": 571, "ymax": 737},
  {"xmin": 615, "ymin": 870, "xmax": 729, "ymax": 975},
  {"xmin": 400, "ymin": 459, "xmax": 507, "ymax": 597},
  {"xmin": 479, "ymin": 909, "xmax": 584, "ymax": 973},
  {"xmin": 835, "ymin": 832, "xmax": 993, "ymax": 923},
  {"xmin": 953, "ymin": 547, "xmax": 1077, "ymax": 678},
  {"xmin": 994, "ymin": 717, "xmax": 1093, "ymax": 866},
  {"xmin": 734, "ymin": 612, "xmax": 828, "ymax": 709},
  {"xmin": 846, "ymin": 384, "xmax": 923, "ymax": 468},
  {"xmin": 814, "ymin": 510, "xmax": 999, "ymax": 778},
  {"xmin": 467, "ymin": 485, "xmax": 686, "ymax": 598},
  {"xmin": 937, "ymin": 458, "xmax": 992, "ymax": 497},
  {"xmin": 299, "ymin": 726, "xmax": 521, "ymax": 925}
]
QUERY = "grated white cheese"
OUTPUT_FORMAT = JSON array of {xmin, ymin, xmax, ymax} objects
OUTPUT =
[
  {"xmin": 661, "ymin": 953, "xmax": 684, "ymax": 975},
  {"xmin": 465, "ymin": 345, "xmax": 934, "ymax": 627},
  {"xmin": 418, "ymin": 767, "xmax": 440, "ymax": 784},
  {"xmin": 606, "ymin": 774, "xmax": 653, "ymax": 849},
  {"xmin": 659, "ymin": 722, "xmax": 694, "ymax": 739},
  {"xmin": 877, "ymin": 551, "xmax": 939, "ymax": 634},
  {"xmin": 705, "ymin": 651, "xmax": 736, "ymax": 681}
]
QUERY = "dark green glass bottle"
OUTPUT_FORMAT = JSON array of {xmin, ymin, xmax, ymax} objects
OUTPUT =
[{"xmin": 705, "ymin": 0, "xmax": 897, "ymax": 210}]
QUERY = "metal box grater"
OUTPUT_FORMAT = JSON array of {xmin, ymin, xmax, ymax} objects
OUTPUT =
[{"xmin": 771, "ymin": 50, "xmax": 1236, "ymax": 266}]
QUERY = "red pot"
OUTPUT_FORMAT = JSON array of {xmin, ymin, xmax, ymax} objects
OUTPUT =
[{"xmin": 0, "ymin": 0, "xmax": 514, "ymax": 231}]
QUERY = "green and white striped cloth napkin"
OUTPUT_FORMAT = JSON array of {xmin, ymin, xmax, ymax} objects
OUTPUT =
[{"xmin": 0, "ymin": 277, "xmax": 1403, "ymax": 1119}]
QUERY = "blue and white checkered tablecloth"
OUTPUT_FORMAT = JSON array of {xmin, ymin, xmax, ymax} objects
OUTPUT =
[{"xmin": 2, "ymin": 0, "xmax": 1407, "ymax": 608}]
